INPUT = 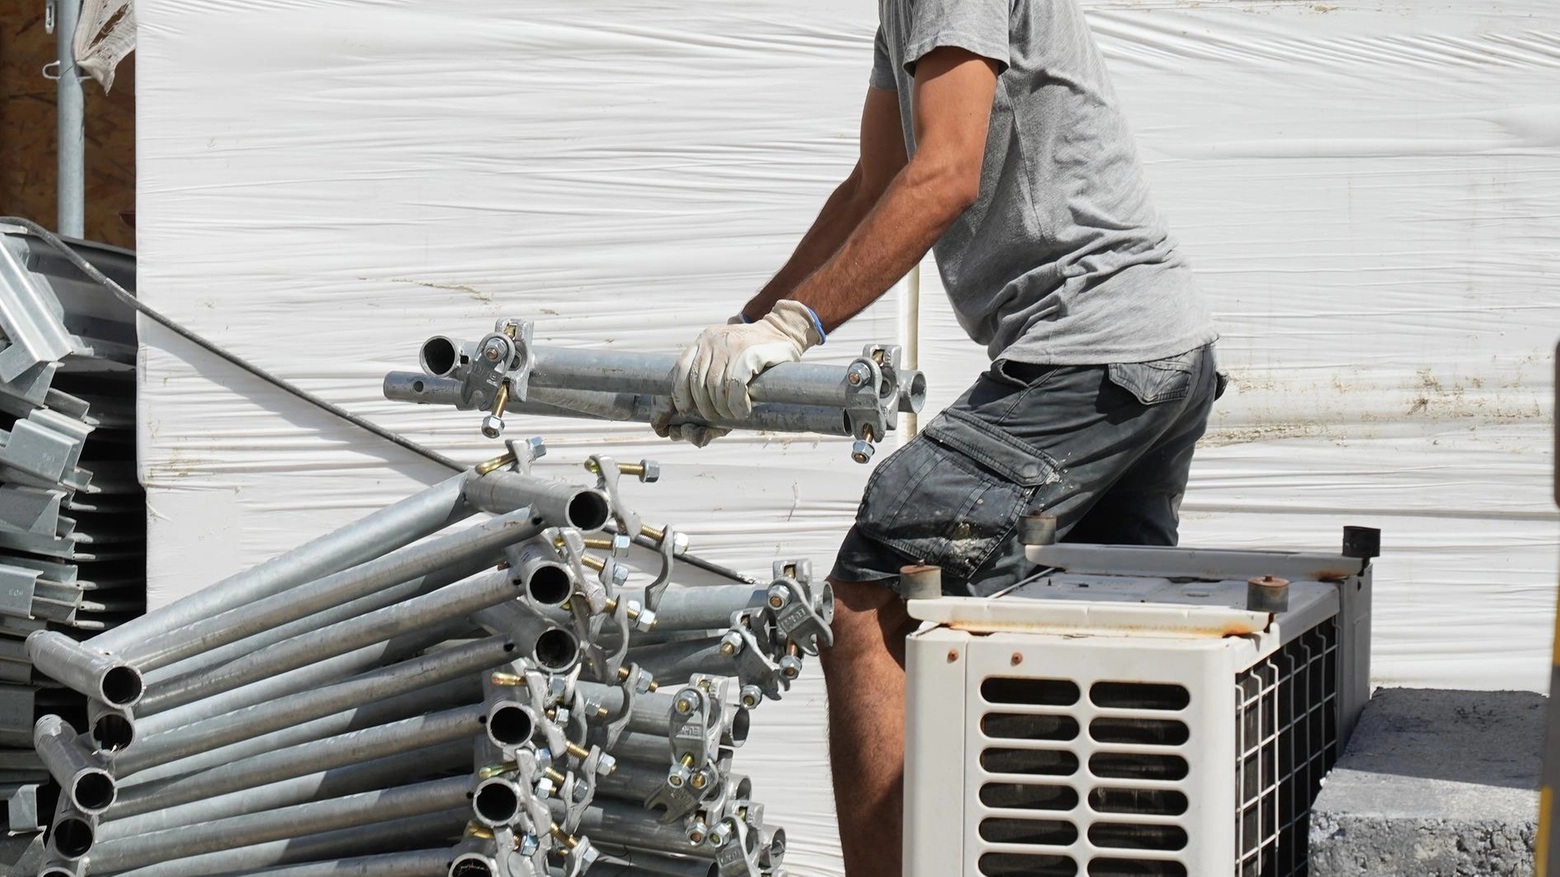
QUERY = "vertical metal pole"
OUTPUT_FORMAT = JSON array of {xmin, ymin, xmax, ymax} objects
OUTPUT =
[
  {"xmin": 1539, "ymin": 339, "xmax": 1560, "ymax": 877},
  {"xmin": 903, "ymin": 261, "xmax": 921, "ymax": 438},
  {"xmin": 54, "ymin": 0, "xmax": 85, "ymax": 237}
]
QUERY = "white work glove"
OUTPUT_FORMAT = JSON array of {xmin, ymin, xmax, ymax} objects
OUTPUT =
[{"xmin": 658, "ymin": 301, "xmax": 826, "ymax": 443}]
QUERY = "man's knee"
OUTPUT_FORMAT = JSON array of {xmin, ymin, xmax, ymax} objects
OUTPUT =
[{"xmin": 821, "ymin": 579, "xmax": 916, "ymax": 670}]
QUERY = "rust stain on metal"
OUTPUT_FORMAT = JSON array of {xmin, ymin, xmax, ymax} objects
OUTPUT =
[
  {"xmin": 1010, "ymin": 652, "xmax": 1023, "ymax": 666},
  {"xmin": 946, "ymin": 649, "xmax": 960, "ymax": 663}
]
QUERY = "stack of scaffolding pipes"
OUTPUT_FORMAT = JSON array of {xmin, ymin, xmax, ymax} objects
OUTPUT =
[
  {"xmin": 0, "ymin": 227, "xmax": 142, "ymax": 833},
  {"xmin": 22, "ymin": 441, "xmax": 834, "ymax": 877}
]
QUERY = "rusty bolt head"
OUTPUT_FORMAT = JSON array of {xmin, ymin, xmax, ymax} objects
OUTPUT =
[
  {"xmin": 947, "ymin": 649, "xmax": 960, "ymax": 663},
  {"xmin": 1010, "ymin": 653, "xmax": 1023, "ymax": 666}
]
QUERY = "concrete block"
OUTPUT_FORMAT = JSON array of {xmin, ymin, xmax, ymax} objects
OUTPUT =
[{"xmin": 1309, "ymin": 687, "xmax": 1542, "ymax": 877}]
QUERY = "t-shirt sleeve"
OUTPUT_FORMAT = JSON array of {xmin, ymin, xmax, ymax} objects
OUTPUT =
[
  {"xmin": 904, "ymin": 0, "xmax": 1011, "ymax": 77},
  {"xmin": 870, "ymin": 26, "xmax": 899, "ymax": 92}
]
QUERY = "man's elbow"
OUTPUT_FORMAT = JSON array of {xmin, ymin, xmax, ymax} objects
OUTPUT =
[{"xmin": 912, "ymin": 154, "xmax": 982, "ymax": 221}]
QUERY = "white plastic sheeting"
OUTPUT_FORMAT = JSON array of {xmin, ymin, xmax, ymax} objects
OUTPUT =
[{"xmin": 137, "ymin": 1, "xmax": 1558, "ymax": 873}]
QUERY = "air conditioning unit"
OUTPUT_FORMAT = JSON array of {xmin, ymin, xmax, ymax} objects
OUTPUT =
[{"xmin": 903, "ymin": 529, "xmax": 1376, "ymax": 877}]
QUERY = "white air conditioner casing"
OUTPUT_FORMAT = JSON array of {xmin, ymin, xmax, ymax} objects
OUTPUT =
[{"xmin": 903, "ymin": 541, "xmax": 1373, "ymax": 877}]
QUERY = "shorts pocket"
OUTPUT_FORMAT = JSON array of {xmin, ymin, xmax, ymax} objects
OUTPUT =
[
  {"xmin": 855, "ymin": 412, "xmax": 1059, "ymax": 579},
  {"xmin": 1107, "ymin": 348, "xmax": 1199, "ymax": 406}
]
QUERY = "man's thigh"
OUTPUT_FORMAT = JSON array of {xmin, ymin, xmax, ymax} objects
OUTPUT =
[{"xmin": 830, "ymin": 346, "xmax": 1217, "ymax": 597}]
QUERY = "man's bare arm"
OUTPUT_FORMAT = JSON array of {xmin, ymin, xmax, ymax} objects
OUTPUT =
[
  {"xmin": 786, "ymin": 48, "xmax": 999, "ymax": 332},
  {"xmin": 740, "ymin": 86, "xmax": 908, "ymax": 321}
]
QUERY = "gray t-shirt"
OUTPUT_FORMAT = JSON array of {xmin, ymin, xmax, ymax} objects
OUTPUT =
[{"xmin": 872, "ymin": 0, "xmax": 1216, "ymax": 364}]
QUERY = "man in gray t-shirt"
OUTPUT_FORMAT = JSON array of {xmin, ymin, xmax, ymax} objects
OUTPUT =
[{"xmin": 661, "ymin": 2, "xmax": 1220, "ymax": 873}]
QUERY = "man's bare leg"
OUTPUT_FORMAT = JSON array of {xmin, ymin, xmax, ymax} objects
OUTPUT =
[{"xmin": 819, "ymin": 579, "xmax": 919, "ymax": 877}]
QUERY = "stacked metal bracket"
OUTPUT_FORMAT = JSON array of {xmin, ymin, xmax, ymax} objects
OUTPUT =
[
  {"xmin": 0, "ymin": 225, "xmax": 143, "ymax": 838},
  {"xmin": 25, "ymin": 436, "xmax": 830, "ymax": 877},
  {"xmin": 383, "ymin": 318, "xmax": 927, "ymax": 463}
]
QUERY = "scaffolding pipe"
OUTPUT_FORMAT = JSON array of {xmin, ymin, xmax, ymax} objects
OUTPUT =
[
  {"xmin": 89, "ymin": 471, "xmax": 474, "ymax": 655},
  {"xmin": 143, "ymin": 555, "xmax": 494, "ymax": 686},
  {"xmin": 592, "ymin": 847, "xmax": 721, "ymax": 877},
  {"xmin": 54, "ymin": 0, "xmax": 84, "ymax": 237},
  {"xmin": 116, "ymin": 674, "xmax": 483, "ymax": 786},
  {"xmin": 121, "ymin": 508, "xmax": 539, "ymax": 670},
  {"xmin": 105, "ymin": 809, "xmax": 468, "ymax": 877},
  {"xmin": 98, "ymin": 738, "xmax": 472, "ymax": 839},
  {"xmin": 464, "ymin": 469, "xmax": 610, "ymax": 530},
  {"xmin": 33, "ymin": 715, "xmax": 114, "ymax": 815},
  {"xmin": 138, "ymin": 568, "xmax": 524, "ymax": 714},
  {"xmin": 25, "ymin": 630, "xmax": 143, "ymax": 707},
  {"xmin": 218, "ymin": 848, "xmax": 453, "ymax": 877},
  {"xmin": 135, "ymin": 620, "xmax": 473, "ymax": 735},
  {"xmin": 548, "ymin": 798, "xmax": 715, "ymax": 860},
  {"xmin": 109, "ymin": 704, "xmax": 486, "ymax": 820},
  {"xmin": 612, "ymin": 585, "xmax": 766, "ymax": 632},
  {"xmin": 88, "ymin": 776, "xmax": 473, "ymax": 874},
  {"xmin": 113, "ymin": 636, "xmax": 518, "ymax": 774}
]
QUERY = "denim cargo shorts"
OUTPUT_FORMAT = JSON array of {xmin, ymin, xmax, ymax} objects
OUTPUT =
[{"xmin": 830, "ymin": 344, "xmax": 1224, "ymax": 597}]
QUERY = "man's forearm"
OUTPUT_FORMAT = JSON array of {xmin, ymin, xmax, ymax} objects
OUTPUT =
[
  {"xmin": 742, "ymin": 173, "xmax": 876, "ymax": 321},
  {"xmin": 788, "ymin": 157, "xmax": 974, "ymax": 333}
]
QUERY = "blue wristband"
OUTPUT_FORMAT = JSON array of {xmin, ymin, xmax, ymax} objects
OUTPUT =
[{"xmin": 798, "ymin": 303, "xmax": 827, "ymax": 345}]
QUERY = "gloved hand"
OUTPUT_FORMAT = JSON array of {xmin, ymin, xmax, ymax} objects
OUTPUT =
[{"xmin": 658, "ymin": 301, "xmax": 826, "ymax": 443}]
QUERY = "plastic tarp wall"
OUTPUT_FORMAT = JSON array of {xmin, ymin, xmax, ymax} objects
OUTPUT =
[{"xmin": 137, "ymin": 1, "xmax": 1558, "ymax": 872}]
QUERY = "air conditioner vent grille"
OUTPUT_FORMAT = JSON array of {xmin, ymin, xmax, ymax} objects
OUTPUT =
[
  {"xmin": 1234, "ymin": 618, "xmax": 1340, "ymax": 877},
  {"xmin": 982, "ymin": 782, "xmax": 1079, "ymax": 811},
  {"xmin": 1090, "ymin": 682, "xmax": 1190, "ymax": 711},
  {"xmin": 983, "ymin": 677, "xmax": 1082, "ymax": 706},
  {"xmin": 979, "ymin": 852, "xmax": 1078, "ymax": 877}
]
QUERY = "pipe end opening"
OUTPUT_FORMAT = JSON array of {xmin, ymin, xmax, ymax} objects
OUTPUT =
[
  {"xmin": 421, "ymin": 337, "xmax": 460, "ymax": 377},
  {"xmin": 486, "ymin": 704, "xmax": 533, "ymax": 747},
  {"xmin": 473, "ymin": 781, "xmax": 520, "ymax": 826},
  {"xmin": 92, "ymin": 713, "xmax": 134, "ymax": 751},
  {"xmin": 52, "ymin": 817, "xmax": 94, "ymax": 859},
  {"xmin": 525, "ymin": 564, "xmax": 572, "ymax": 606},
  {"xmin": 729, "ymin": 708, "xmax": 751, "ymax": 746},
  {"xmin": 100, "ymin": 665, "xmax": 143, "ymax": 708},
  {"xmin": 904, "ymin": 370, "xmax": 928, "ymax": 413},
  {"xmin": 72, "ymin": 771, "xmax": 115, "ymax": 813},
  {"xmin": 532, "ymin": 628, "xmax": 578, "ymax": 673},
  {"xmin": 565, "ymin": 490, "xmax": 611, "ymax": 532},
  {"xmin": 451, "ymin": 856, "xmax": 496, "ymax": 877}
]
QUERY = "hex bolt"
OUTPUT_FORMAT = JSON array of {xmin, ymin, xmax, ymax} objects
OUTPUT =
[
  {"xmin": 674, "ymin": 690, "xmax": 702, "ymax": 715},
  {"xmin": 851, "ymin": 440, "xmax": 875, "ymax": 464},
  {"xmin": 846, "ymin": 362, "xmax": 872, "ymax": 387},
  {"xmin": 550, "ymin": 824, "xmax": 579, "ymax": 850},
  {"xmin": 779, "ymin": 655, "xmax": 803, "ymax": 679},
  {"xmin": 667, "ymin": 758, "xmax": 692, "ymax": 788},
  {"xmin": 739, "ymin": 685, "xmax": 763, "ymax": 709},
  {"xmin": 518, "ymin": 835, "xmax": 540, "ymax": 857},
  {"xmin": 535, "ymin": 776, "xmax": 557, "ymax": 799},
  {"xmin": 526, "ymin": 436, "xmax": 547, "ymax": 458},
  {"xmin": 619, "ymin": 460, "xmax": 660, "ymax": 483},
  {"xmin": 719, "ymin": 630, "xmax": 743, "ymax": 657},
  {"xmin": 687, "ymin": 819, "xmax": 709, "ymax": 845},
  {"xmin": 766, "ymin": 585, "xmax": 789, "ymax": 610},
  {"xmin": 597, "ymin": 753, "xmax": 618, "ymax": 776},
  {"xmin": 480, "ymin": 414, "xmax": 506, "ymax": 440},
  {"xmin": 564, "ymin": 741, "xmax": 592, "ymax": 761},
  {"xmin": 708, "ymin": 819, "xmax": 733, "ymax": 848}
]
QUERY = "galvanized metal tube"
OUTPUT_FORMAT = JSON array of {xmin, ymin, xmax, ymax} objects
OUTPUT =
[
  {"xmin": 629, "ymin": 639, "xmax": 738, "ymax": 683},
  {"xmin": 135, "ymin": 620, "xmax": 473, "ymax": 735},
  {"xmin": 213, "ymin": 848, "xmax": 454, "ymax": 877},
  {"xmin": 89, "ymin": 471, "xmax": 473, "ymax": 655},
  {"xmin": 86, "ymin": 700, "xmax": 135, "ymax": 752},
  {"xmin": 139, "ymin": 569, "xmax": 523, "ymax": 714},
  {"xmin": 471, "ymin": 602, "xmax": 580, "ymax": 673},
  {"xmin": 531, "ymin": 347, "xmax": 855, "ymax": 410},
  {"xmin": 110, "ymin": 705, "xmax": 486, "ymax": 820},
  {"xmin": 105, "ymin": 809, "xmax": 468, "ymax": 877},
  {"xmin": 122, "ymin": 509, "xmax": 538, "ymax": 670},
  {"xmin": 384, "ymin": 374, "xmax": 854, "ymax": 437},
  {"xmin": 116, "ymin": 674, "xmax": 483, "ymax": 786},
  {"xmin": 32, "ymin": 715, "xmax": 114, "ymax": 815},
  {"xmin": 113, "ymin": 637, "xmax": 516, "ymax": 774},
  {"xmin": 25, "ymin": 630, "xmax": 143, "ymax": 706},
  {"xmin": 573, "ymin": 683, "xmax": 677, "ymax": 736},
  {"xmin": 470, "ymin": 776, "xmax": 523, "ymax": 828},
  {"xmin": 54, "ymin": 0, "xmax": 84, "ymax": 237},
  {"xmin": 88, "ymin": 775, "xmax": 473, "ymax": 874},
  {"xmin": 98, "ymin": 739, "xmax": 472, "ymax": 840},
  {"xmin": 47, "ymin": 802, "xmax": 95, "ymax": 861},
  {"xmin": 144, "ymin": 555, "xmax": 494, "ymax": 687},
  {"xmin": 464, "ymin": 470, "xmax": 609, "ymax": 531},
  {"xmin": 548, "ymin": 798, "xmax": 712, "ymax": 860},
  {"xmin": 604, "ymin": 730, "xmax": 673, "ymax": 765},
  {"xmin": 615, "ymin": 585, "xmax": 765, "ymax": 632},
  {"xmin": 595, "ymin": 762, "xmax": 673, "ymax": 804},
  {"xmin": 592, "ymin": 847, "xmax": 720, "ymax": 877}
]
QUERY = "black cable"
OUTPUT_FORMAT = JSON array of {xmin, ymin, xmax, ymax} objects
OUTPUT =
[
  {"xmin": 3, "ymin": 216, "xmax": 465, "ymax": 472},
  {"xmin": 6, "ymin": 216, "xmax": 755, "ymax": 584}
]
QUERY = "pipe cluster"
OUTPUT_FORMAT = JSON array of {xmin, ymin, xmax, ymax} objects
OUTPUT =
[
  {"xmin": 0, "ymin": 227, "xmax": 144, "ymax": 836},
  {"xmin": 24, "ymin": 440, "xmax": 830, "ymax": 877}
]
